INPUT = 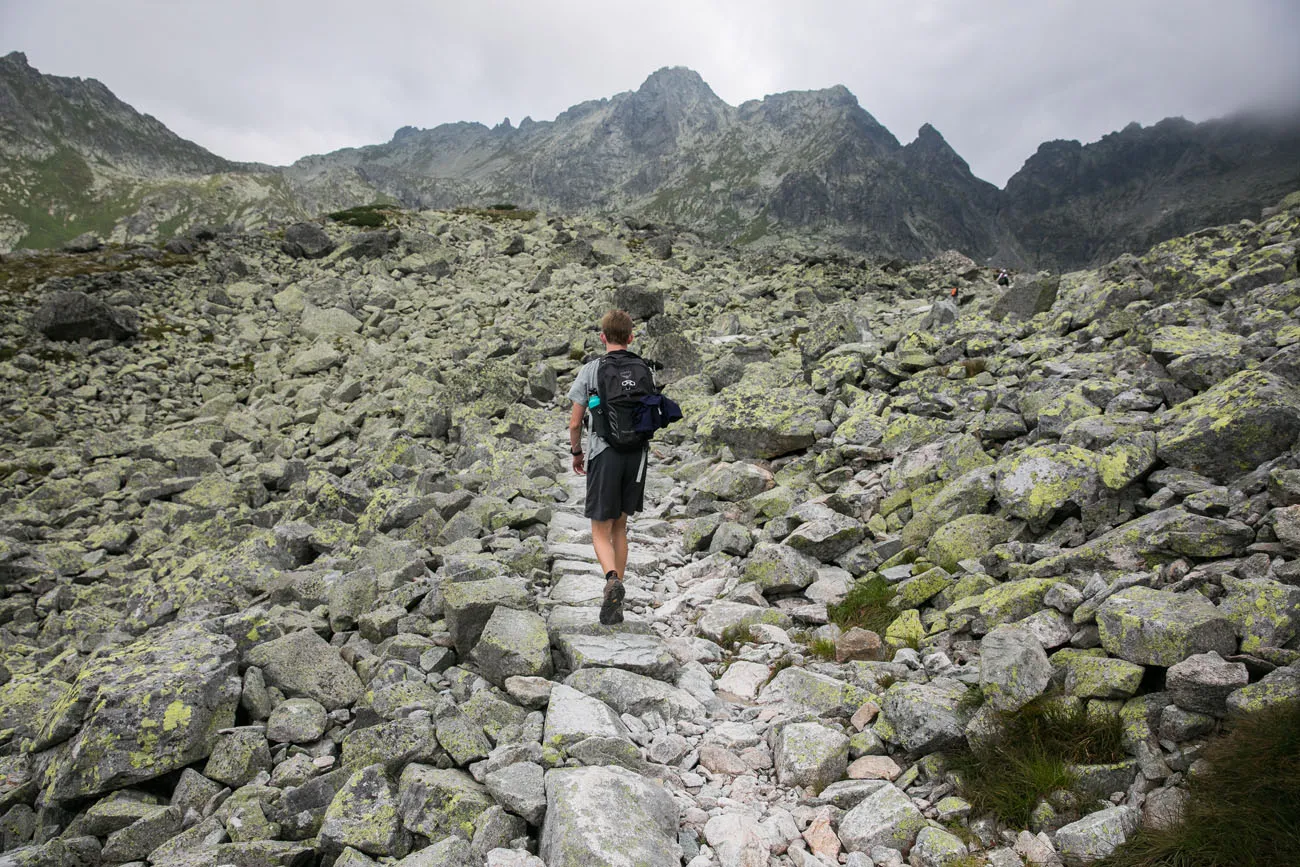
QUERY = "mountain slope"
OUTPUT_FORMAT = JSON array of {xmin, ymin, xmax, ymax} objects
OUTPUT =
[
  {"xmin": 0, "ymin": 51, "xmax": 303, "ymax": 250},
  {"xmin": 1003, "ymin": 115, "xmax": 1300, "ymax": 269},
  {"xmin": 2, "ymin": 54, "xmax": 1297, "ymax": 268}
]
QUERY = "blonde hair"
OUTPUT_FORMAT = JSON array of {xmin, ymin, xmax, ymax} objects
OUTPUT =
[{"xmin": 600, "ymin": 309, "xmax": 633, "ymax": 345}]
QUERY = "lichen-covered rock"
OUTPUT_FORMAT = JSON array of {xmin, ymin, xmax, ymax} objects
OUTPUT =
[
  {"xmin": 759, "ymin": 667, "xmax": 872, "ymax": 717},
  {"xmin": 837, "ymin": 782, "xmax": 926, "ymax": 853},
  {"xmin": 910, "ymin": 825, "xmax": 969, "ymax": 867},
  {"xmin": 994, "ymin": 444, "xmax": 1101, "ymax": 528},
  {"xmin": 1055, "ymin": 805, "xmax": 1139, "ymax": 865},
  {"xmin": 1155, "ymin": 370, "xmax": 1300, "ymax": 482},
  {"xmin": 246, "ymin": 628, "xmax": 363, "ymax": 711},
  {"xmin": 540, "ymin": 765, "xmax": 680, "ymax": 867},
  {"xmin": 946, "ymin": 578, "xmax": 1060, "ymax": 635},
  {"xmin": 773, "ymin": 722, "xmax": 849, "ymax": 791},
  {"xmin": 1063, "ymin": 655, "xmax": 1145, "ymax": 700},
  {"xmin": 204, "ymin": 729, "xmax": 270, "ymax": 787},
  {"xmin": 1096, "ymin": 587, "xmax": 1236, "ymax": 666},
  {"xmin": 881, "ymin": 679, "xmax": 971, "ymax": 754},
  {"xmin": 696, "ymin": 461, "xmax": 774, "ymax": 501},
  {"xmin": 319, "ymin": 764, "xmax": 410, "ymax": 859},
  {"xmin": 1220, "ymin": 576, "xmax": 1300, "ymax": 652},
  {"xmin": 564, "ymin": 668, "xmax": 705, "ymax": 721},
  {"xmin": 979, "ymin": 626, "xmax": 1051, "ymax": 712},
  {"xmin": 442, "ymin": 577, "xmax": 531, "ymax": 657},
  {"xmin": 396, "ymin": 765, "xmax": 495, "ymax": 841},
  {"xmin": 1226, "ymin": 665, "xmax": 1300, "ymax": 715},
  {"xmin": 927, "ymin": 513, "xmax": 1017, "ymax": 572},
  {"xmin": 266, "ymin": 698, "xmax": 328, "ymax": 744},
  {"xmin": 741, "ymin": 542, "xmax": 821, "ymax": 593},
  {"xmin": 39, "ymin": 623, "xmax": 241, "ymax": 802},
  {"xmin": 471, "ymin": 606, "xmax": 552, "ymax": 687},
  {"xmin": 695, "ymin": 370, "xmax": 826, "ymax": 459}
]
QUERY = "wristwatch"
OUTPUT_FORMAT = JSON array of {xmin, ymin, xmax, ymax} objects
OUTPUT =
[{"xmin": 571, "ymin": 448, "xmax": 583, "ymax": 456}]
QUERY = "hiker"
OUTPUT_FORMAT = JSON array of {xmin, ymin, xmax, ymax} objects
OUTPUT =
[
  {"xmin": 567, "ymin": 310, "xmax": 654, "ymax": 625},
  {"xmin": 997, "ymin": 268, "xmax": 1011, "ymax": 287}
]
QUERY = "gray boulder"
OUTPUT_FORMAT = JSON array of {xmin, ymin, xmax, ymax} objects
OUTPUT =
[
  {"xmin": 281, "ymin": 222, "xmax": 335, "ymax": 258},
  {"xmin": 484, "ymin": 761, "xmax": 547, "ymax": 825},
  {"xmin": 397, "ymin": 765, "xmax": 495, "ymax": 840},
  {"xmin": 1156, "ymin": 370, "xmax": 1300, "ymax": 482},
  {"xmin": 343, "ymin": 228, "xmax": 401, "ymax": 259},
  {"xmin": 990, "ymin": 272, "xmax": 1060, "ymax": 322},
  {"xmin": 564, "ymin": 668, "xmax": 705, "ymax": 721},
  {"xmin": 838, "ymin": 783, "xmax": 926, "ymax": 853},
  {"xmin": 773, "ymin": 722, "xmax": 849, "ymax": 791},
  {"xmin": 1055, "ymin": 806, "xmax": 1139, "ymax": 865},
  {"xmin": 742, "ymin": 542, "xmax": 821, "ymax": 594},
  {"xmin": 540, "ymin": 766, "xmax": 681, "ymax": 867},
  {"xmin": 1166, "ymin": 651, "xmax": 1249, "ymax": 716},
  {"xmin": 443, "ymin": 577, "xmax": 531, "ymax": 656},
  {"xmin": 881, "ymin": 679, "xmax": 971, "ymax": 755},
  {"xmin": 1096, "ymin": 587, "xmax": 1236, "ymax": 666},
  {"xmin": 471, "ymin": 606, "xmax": 553, "ymax": 687},
  {"xmin": 554, "ymin": 633, "xmax": 680, "ymax": 682},
  {"xmin": 246, "ymin": 628, "xmax": 364, "ymax": 710},
  {"xmin": 320, "ymin": 764, "xmax": 410, "ymax": 859},
  {"xmin": 542, "ymin": 683, "xmax": 629, "ymax": 749},
  {"xmin": 39, "ymin": 623, "xmax": 240, "ymax": 802},
  {"xmin": 30, "ymin": 290, "xmax": 139, "ymax": 342},
  {"xmin": 979, "ymin": 626, "xmax": 1051, "ymax": 712}
]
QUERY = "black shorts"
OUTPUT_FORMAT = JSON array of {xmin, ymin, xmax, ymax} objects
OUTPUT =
[{"xmin": 585, "ymin": 446, "xmax": 649, "ymax": 521}]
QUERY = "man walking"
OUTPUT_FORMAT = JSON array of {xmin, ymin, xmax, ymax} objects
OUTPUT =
[{"xmin": 567, "ymin": 310, "xmax": 651, "ymax": 625}]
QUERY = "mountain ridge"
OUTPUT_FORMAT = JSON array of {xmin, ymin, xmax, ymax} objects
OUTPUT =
[{"xmin": 2, "ymin": 52, "xmax": 1298, "ymax": 267}]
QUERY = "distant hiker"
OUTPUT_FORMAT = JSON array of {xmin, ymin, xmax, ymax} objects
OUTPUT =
[
  {"xmin": 567, "ymin": 309, "xmax": 681, "ymax": 624},
  {"xmin": 997, "ymin": 269, "xmax": 1011, "ymax": 287}
]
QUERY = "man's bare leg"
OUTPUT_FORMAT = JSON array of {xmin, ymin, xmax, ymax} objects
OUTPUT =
[
  {"xmin": 592, "ymin": 515, "xmax": 628, "ymax": 625},
  {"xmin": 612, "ymin": 513, "xmax": 629, "ymax": 578},
  {"xmin": 591, "ymin": 518, "xmax": 618, "ymax": 577}
]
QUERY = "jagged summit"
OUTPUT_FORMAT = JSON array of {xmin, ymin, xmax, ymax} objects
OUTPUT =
[{"xmin": 2, "ymin": 53, "xmax": 1298, "ymax": 266}]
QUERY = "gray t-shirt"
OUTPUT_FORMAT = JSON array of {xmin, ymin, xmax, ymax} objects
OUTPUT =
[{"xmin": 568, "ymin": 359, "xmax": 608, "ymax": 461}]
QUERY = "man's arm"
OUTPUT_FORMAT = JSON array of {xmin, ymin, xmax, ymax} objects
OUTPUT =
[{"xmin": 568, "ymin": 401, "xmax": 587, "ymax": 476}]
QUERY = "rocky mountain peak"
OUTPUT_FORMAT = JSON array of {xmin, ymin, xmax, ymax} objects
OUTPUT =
[{"xmin": 635, "ymin": 65, "xmax": 720, "ymax": 102}]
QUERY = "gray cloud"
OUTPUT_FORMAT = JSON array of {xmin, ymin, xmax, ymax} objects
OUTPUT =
[{"xmin": 4, "ymin": 0, "xmax": 1298, "ymax": 185}]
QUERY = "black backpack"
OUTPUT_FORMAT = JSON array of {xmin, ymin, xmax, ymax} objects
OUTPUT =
[{"xmin": 592, "ymin": 350, "xmax": 657, "ymax": 452}]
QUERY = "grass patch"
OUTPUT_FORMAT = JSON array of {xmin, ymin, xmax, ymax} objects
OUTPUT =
[
  {"xmin": 453, "ymin": 206, "xmax": 538, "ymax": 222},
  {"xmin": 715, "ymin": 622, "xmax": 754, "ymax": 650},
  {"xmin": 806, "ymin": 637, "xmax": 837, "ymax": 661},
  {"xmin": 0, "ymin": 247, "xmax": 195, "ymax": 297},
  {"xmin": 827, "ymin": 574, "xmax": 898, "ymax": 634},
  {"xmin": 950, "ymin": 696, "xmax": 1126, "ymax": 827},
  {"xmin": 1098, "ymin": 700, "xmax": 1300, "ymax": 867},
  {"xmin": 328, "ymin": 203, "xmax": 399, "ymax": 228}
]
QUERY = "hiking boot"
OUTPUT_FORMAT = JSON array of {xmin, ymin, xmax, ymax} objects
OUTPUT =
[{"xmin": 599, "ymin": 571, "xmax": 625, "ymax": 625}]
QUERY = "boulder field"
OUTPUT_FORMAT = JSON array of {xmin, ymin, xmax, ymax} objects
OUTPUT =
[{"xmin": 0, "ymin": 196, "xmax": 1298, "ymax": 866}]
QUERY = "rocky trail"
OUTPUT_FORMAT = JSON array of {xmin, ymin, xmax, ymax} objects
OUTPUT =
[{"xmin": 1, "ymin": 196, "xmax": 1299, "ymax": 867}]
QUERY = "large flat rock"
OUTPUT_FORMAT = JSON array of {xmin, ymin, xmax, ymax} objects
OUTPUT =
[{"xmin": 540, "ymin": 766, "xmax": 680, "ymax": 867}]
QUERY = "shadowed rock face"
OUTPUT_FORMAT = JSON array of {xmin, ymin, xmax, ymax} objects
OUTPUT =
[{"xmin": 29, "ymin": 290, "xmax": 140, "ymax": 341}]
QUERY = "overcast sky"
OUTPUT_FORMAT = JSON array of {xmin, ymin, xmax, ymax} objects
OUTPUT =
[{"xmin": 4, "ymin": 1, "xmax": 1299, "ymax": 186}]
